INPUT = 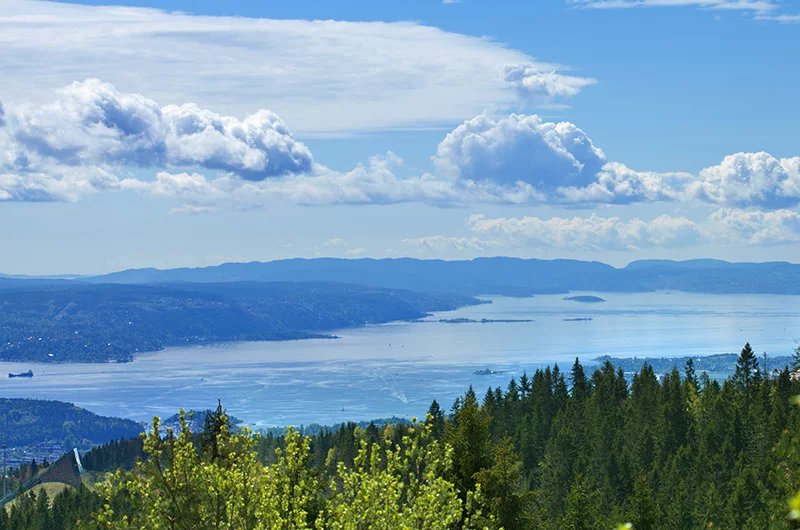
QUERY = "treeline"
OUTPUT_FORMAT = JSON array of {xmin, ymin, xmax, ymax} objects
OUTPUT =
[
  {"xmin": 1, "ymin": 485, "xmax": 102, "ymax": 530},
  {"xmin": 3, "ymin": 344, "xmax": 800, "ymax": 528},
  {"xmin": 0, "ymin": 281, "xmax": 480, "ymax": 362},
  {"xmin": 80, "ymin": 438, "xmax": 144, "ymax": 474}
]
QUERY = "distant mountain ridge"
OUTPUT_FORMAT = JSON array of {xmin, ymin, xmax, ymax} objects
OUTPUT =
[{"xmin": 72, "ymin": 257, "xmax": 800, "ymax": 296}]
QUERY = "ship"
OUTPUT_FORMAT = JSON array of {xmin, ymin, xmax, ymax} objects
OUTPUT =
[{"xmin": 8, "ymin": 370, "xmax": 33, "ymax": 378}]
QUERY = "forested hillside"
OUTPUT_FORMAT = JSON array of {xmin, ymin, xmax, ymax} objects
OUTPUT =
[
  {"xmin": 3, "ymin": 344, "xmax": 799, "ymax": 529},
  {"xmin": 0, "ymin": 398, "xmax": 142, "ymax": 450},
  {"xmin": 0, "ymin": 282, "xmax": 480, "ymax": 362}
]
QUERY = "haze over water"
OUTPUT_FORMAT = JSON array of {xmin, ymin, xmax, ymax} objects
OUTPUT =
[{"xmin": 1, "ymin": 292, "xmax": 798, "ymax": 428}]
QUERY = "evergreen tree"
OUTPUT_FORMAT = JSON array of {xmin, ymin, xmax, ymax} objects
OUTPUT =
[
  {"xmin": 426, "ymin": 399, "xmax": 446, "ymax": 440},
  {"xmin": 473, "ymin": 437, "xmax": 529, "ymax": 529},
  {"xmin": 447, "ymin": 386, "xmax": 491, "ymax": 494},
  {"xmin": 734, "ymin": 342, "xmax": 761, "ymax": 394},
  {"xmin": 629, "ymin": 474, "xmax": 658, "ymax": 530},
  {"xmin": 7, "ymin": 351, "xmax": 800, "ymax": 530},
  {"xmin": 560, "ymin": 474, "xmax": 602, "ymax": 530},
  {"xmin": 199, "ymin": 399, "xmax": 231, "ymax": 462},
  {"xmin": 570, "ymin": 358, "xmax": 589, "ymax": 400},
  {"xmin": 684, "ymin": 357, "xmax": 698, "ymax": 388}
]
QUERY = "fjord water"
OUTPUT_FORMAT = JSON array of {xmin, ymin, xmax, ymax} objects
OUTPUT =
[{"xmin": 1, "ymin": 291, "xmax": 799, "ymax": 428}]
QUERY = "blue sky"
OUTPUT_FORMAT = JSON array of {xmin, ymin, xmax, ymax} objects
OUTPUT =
[{"xmin": 1, "ymin": 0, "xmax": 799, "ymax": 274}]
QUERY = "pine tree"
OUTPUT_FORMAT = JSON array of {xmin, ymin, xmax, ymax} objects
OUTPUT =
[
  {"xmin": 734, "ymin": 342, "xmax": 761, "ymax": 394},
  {"xmin": 447, "ymin": 386, "xmax": 491, "ymax": 494},
  {"xmin": 629, "ymin": 474, "xmax": 658, "ymax": 530},
  {"xmin": 519, "ymin": 371, "xmax": 531, "ymax": 398},
  {"xmin": 571, "ymin": 358, "xmax": 589, "ymax": 401},
  {"xmin": 684, "ymin": 357, "xmax": 698, "ymax": 388},
  {"xmin": 473, "ymin": 437, "xmax": 529, "ymax": 529},
  {"xmin": 200, "ymin": 399, "xmax": 231, "ymax": 462},
  {"xmin": 560, "ymin": 474, "xmax": 602, "ymax": 530},
  {"xmin": 426, "ymin": 399, "xmax": 446, "ymax": 440}
]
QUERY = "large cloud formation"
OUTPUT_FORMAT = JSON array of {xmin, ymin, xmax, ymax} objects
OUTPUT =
[
  {"xmin": 433, "ymin": 113, "xmax": 800, "ymax": 209},
  {"xmin": 10, "ymin": 79, "xmax": 312, "ymax": 179},
  {"xmin": 692, "ymin": 153, "xmax": 800, "ymax": 209},
  {"xmin": 435, "ymin": 114, "xmax": 607, "ymax": 189},
  {"xmin": 4, "ymin": 82, "xmax": 800, "ymax": 215},
  {"xmin": 0, "ymin": 0, "xmax": 597, "ymax": 136},
  {"xmin": 0, "ymin": 80, "xmax": 312, "ymax": 201}
]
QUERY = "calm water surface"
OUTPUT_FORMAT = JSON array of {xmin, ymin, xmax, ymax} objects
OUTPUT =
[{"xmin": 1, "ymin": 292, "xmax": 799, "ymax": 428}]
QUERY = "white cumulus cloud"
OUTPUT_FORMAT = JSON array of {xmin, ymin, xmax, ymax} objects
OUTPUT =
[
  {"xmin": 433, "ymin": 114, "xmax": 800, "ymax": 210},
  {"xmin": 434, "ymin": 113, "xmax": 607, "ymax": 190},
  {"xmin": 0, "ymin": 80, "xmax": 312, "ymax": 201},
  {"xmin": 707, "ymin": 208, "xmax": 800, "ymax": 245},
  {"xmin": 692, "ymin": 152, "xmax": 800, "ymax": 209},
  {"xmin": 4, "ymin": 85, "xmax": 800, "ymax": 212},
  {"xmin": 9, "ymin": 79, "xmax": 312, "ymax": 179}
]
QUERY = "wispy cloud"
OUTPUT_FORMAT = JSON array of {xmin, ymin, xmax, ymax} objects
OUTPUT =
[
  {"xmin": 402, "ymin": 207, "xmax": 800, "ymax": 254},
  {"xmin": 0, "ymin": 0, "xmax": 555, "ymax": 136},
  {"xmin": 566, "ymin": 0, "xmax": 800, "ymax": 22},
  {"xmin": 568, "ymin": 0, "xmax": 777, "ymax": 13},
  {"xmin": 322, "ymin": 238, "xmax": 348, "ymax": 248},
  {"xmin": 466, "ymin": 212, "xmax": 704, "ymax": 251},
  {"xmin": 755, "ymin": 13, "xmax": 800, "ymax": 23},
  {"xmin": 400, "ymin": 235, "xmax": 495, "ymax": 254},
  {"xmin": 501, "ymin": 64, "xmax": 596, "ymax": 108}
]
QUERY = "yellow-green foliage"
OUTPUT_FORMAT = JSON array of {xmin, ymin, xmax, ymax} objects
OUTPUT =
[
  {"xmin": 87, "ymin": 412, "xmax": 470, "ymax": 530},
  {"xmin": 319, "ymin": 424, "xmax": 462, "ymax": 529},
  {"xmin": 789, "ymin": 396, "xmax": 800, "ymax": 523}
]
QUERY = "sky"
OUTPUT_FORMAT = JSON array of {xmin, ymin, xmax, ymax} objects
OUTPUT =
[{"xmin": 1, "ymin": 0, "xmax": 800, "ymax": 275}]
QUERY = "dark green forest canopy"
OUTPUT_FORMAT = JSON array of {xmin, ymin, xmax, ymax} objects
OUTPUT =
[
  {"xmin": 0, "ymin": 281, "xmax": 481, "ymax": 362},
  {"xmin": 0, "ymin": 398, "xmax": 142, "ymax": 449},
  {"xmin": 4, "ymin": 344, "xmax": 799, "ymax": 529}
]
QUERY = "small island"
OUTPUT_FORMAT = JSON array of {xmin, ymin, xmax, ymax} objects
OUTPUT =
[{"xmin": 563, "ymin": 295, "xmax": 606, "ymax": 303}]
